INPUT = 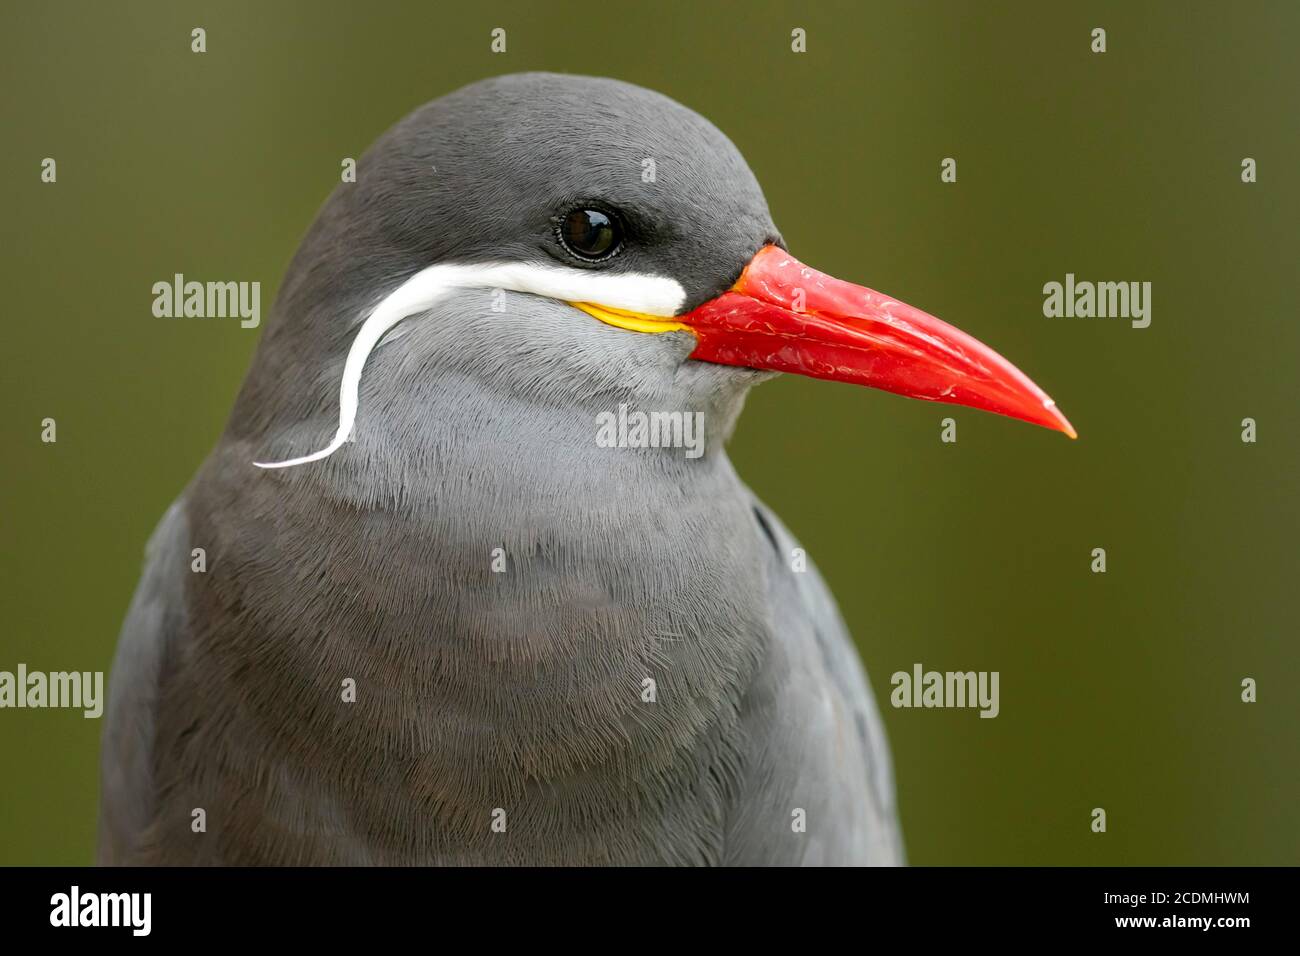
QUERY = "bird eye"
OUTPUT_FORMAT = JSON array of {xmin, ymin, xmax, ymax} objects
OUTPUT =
[{"xmin": 557, "ymin": 207, "xmax": 623, "ymax": 261}]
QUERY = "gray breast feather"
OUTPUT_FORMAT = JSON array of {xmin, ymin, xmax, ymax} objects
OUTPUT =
[{"xmin": 96, "ymin": 487, "xmax": 904, "ymax": 866}]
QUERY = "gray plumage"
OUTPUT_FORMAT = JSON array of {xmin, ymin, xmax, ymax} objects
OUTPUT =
[{"xmin": 98, "ymin": 72, "xmax": 904, "ymax": 865}]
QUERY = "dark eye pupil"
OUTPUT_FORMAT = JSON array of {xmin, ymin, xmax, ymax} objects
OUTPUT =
[{"xmin": 561, "ymin": 208, "xmax": 620, "ymax": 259}]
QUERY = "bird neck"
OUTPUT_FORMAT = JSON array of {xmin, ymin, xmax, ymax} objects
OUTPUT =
[{"xmin": 188, "ymin": 380, "xmax": 773, "ymax": 861}]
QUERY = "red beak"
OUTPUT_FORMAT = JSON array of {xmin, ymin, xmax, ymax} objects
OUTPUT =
[{"xmin": 681, "ymin": 246, "xmax": 1076, "ymax": 438}]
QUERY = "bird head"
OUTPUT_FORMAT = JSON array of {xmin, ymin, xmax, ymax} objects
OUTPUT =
[{"xmin": 243, "ymin": 72, "xmax": 1073, "ymax": 472}]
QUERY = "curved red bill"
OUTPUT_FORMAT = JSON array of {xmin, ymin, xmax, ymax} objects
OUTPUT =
[{"xmin": 681, "ymin": 246, "xmax": 1076, "ymax": 438}]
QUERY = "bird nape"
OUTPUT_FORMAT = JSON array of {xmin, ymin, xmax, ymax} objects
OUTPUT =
[{"xmin": 99, "ymin": 72, "xmax": 1072, "ymax": 867}]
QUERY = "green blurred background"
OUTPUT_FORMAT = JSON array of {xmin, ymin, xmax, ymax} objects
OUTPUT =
[{"xmin": 2, "ymin": 0, "xmax": 1296, "ymax": 865}]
